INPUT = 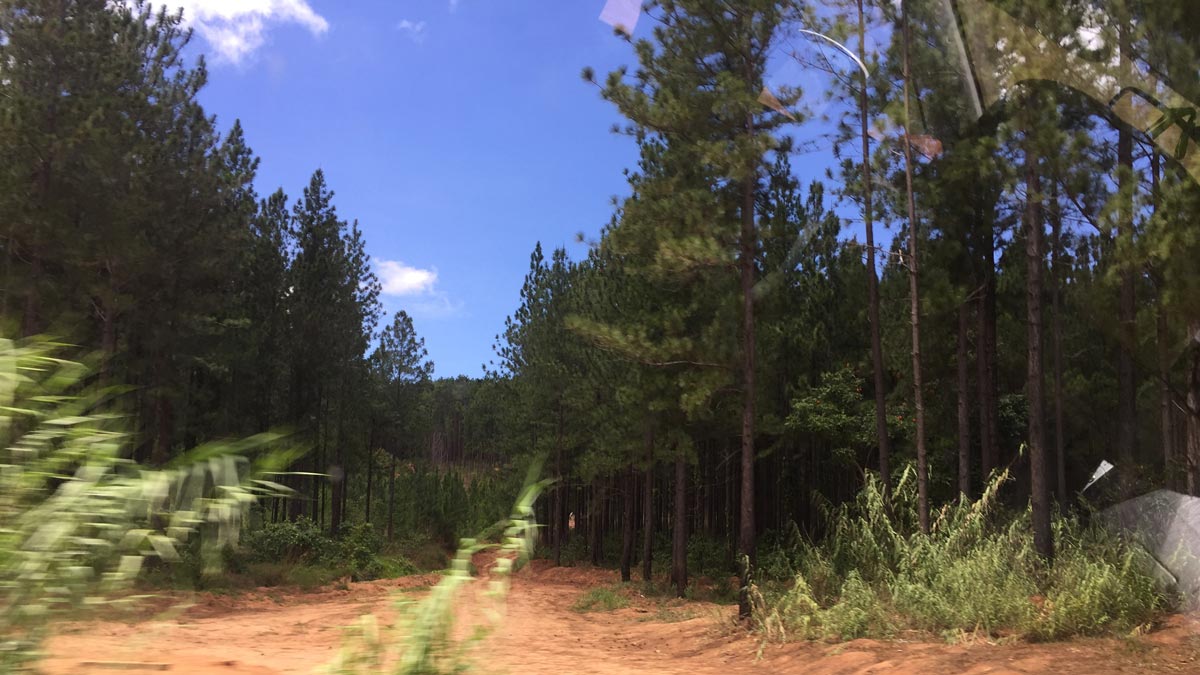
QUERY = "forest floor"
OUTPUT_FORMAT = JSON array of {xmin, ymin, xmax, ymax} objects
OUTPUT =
[{"xmin": 42, "ymin": 559, "xmax": 1200, "ymax": 675}]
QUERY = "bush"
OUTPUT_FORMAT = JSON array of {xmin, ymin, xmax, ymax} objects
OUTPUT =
[
  {"xmin": 241, "ymin": 517, "xmax": 335, "ymax": 565},
  {"xmin": 234, "ymin": 519, "xmax": 418, "ymax": 584},
  {"xmin": 338, "ymin": 522, "xmax": 385, "ymax": 581}
]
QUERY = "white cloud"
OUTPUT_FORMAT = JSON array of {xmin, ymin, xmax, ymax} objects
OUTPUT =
[
  {"xmin": 164, "ymin": 0, "xmax": 329, "ymax": 64},
  {"xmin": 396, "ymin": 19, "xmax": 428, "ymax": 44},
  {"xmin": 377, "ymin": 260, "xmax": 462, "ymax": 318},
  {"xmin": 378, "ymin": 260, "xmax": 438, "ymax": 296},
  {"xmin": 449, "ymin": 0, "xmax": 460, "ymax": 12}
]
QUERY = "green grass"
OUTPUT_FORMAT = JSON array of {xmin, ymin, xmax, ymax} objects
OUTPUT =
[
  {"xmin": 751, "ymin": 467, "xmax": 1165, "ymax": 643},
  {"xmin": 572, "ymin": 584, "xmax": 632, "ymax": 612}
]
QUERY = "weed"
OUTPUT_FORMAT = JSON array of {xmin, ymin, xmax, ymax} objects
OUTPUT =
[
  {"xmin": 750, "ymin": 466, "xmax": 1164, "ymax": 643},
  {"xmin": 572, "ymin": 585, "xmax": 631, "ymax": 612}
]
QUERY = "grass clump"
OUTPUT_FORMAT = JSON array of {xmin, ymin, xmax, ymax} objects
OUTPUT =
[
  {"xmin": 752, "ymin": 467, "xmax": 1164, "ymax": 643},
  {"xmin": 572, "ymin": 585, "xmax": 631, "ymax": 612}
]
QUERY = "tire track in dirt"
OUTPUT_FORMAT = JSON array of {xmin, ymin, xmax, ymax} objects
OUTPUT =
[{"xmin": 41, "ymin": 564, "xmax": 1200, "ymax": 674}]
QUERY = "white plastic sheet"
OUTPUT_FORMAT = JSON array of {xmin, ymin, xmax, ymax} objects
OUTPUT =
[
  {"xmin": 599, "ymin": 0, "xmax": 641, "ymax": 35},
  {"xmin": 757, "ymin": 86, "xmax": 796, "ymax": 121},
  {"xmin": 1104, "ymin": 489, "xmax": 1200, "ymax": 610},
  {"xmin": 1082, "ymin": 460, "xmax": 1115, "ymax": 493}
]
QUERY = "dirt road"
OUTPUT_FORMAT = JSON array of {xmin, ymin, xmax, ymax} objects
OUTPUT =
[{"xmin": 42, "ymin": 562, "xmax": 1200, "ymax": 674}]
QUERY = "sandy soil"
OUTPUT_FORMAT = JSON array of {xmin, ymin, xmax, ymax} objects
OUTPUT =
[{"xmin": 41, "ymin": 561, "xmax": 1200, "ymax": 674}]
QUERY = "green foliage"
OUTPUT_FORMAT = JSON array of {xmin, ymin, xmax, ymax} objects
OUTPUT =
[
  {"xmin": 787, "ymin": 367, "xmax": 878, "ymax": 459},
  {"xmin": 752, "ymin": 467, "xmax": 1164, "ymax": 642},
  {"xmin": 241, "ymin": 518, "xmax": 336, "ymax": 565},
  {"xmin": 0, "ymin": 338, "xmax": 294, "ymax": 667},
  {"xmin": 686, "ymin": 534, "xmax": 729, "ymax": 579},
  {"xmin": 369, "ymin": 463, "xmax": 523, "ymax": 547},
  {"xmin": 236, "ymin": 518, "xmax": 413, "ymax": 583}
]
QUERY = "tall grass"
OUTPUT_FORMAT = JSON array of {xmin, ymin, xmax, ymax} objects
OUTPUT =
[
  {"xmin": 751, "ymin": 467, "xmax": 1164, "ymax": 642},
  {"xmin": 0, "ymin": 338, "xmax": 297, "ymax": 668}
]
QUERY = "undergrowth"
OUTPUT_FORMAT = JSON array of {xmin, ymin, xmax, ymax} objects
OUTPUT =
[
  {"xmin": 750, "ymin": 467, "xmax": 1164, "ymax": 643},
  {"xmin": 148, "ymin": 517, "xmax": 421, "ymax": 591}
]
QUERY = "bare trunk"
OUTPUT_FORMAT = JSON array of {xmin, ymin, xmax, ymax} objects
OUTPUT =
[
  {"xmin": 331, "ymin": 466, "xmax": 343, "ymax": 536},
  {"xmin": 671, "ymin": 454, "xmax": 688, "ymax": 598},
  {"xmin": 554, "ymin": 409, "xmax": 564, "ymax": 567},
  {"xmin": 858, "ymin": 0, "xmax": 891, "ymax": 492},
  {"xmin": 1050, "ymin": 182, "xmax": 1067, "ymax": 506},
  {"xmin": 152, "ymin": 390, "xmax": 173, "ymax": 466},
  {"xmin": 900, "ymin": 0, "xmax": 929, "ymax": 534},
  {"xmin": 957, "ymin": 303, "xmax": 971, "ymax": 498},
  {"xmin": 1116, "ymin": 24, "xmax": 1137, "ymax": 498},
  {"xmin": 387, "ymin": 455, "xmax": 396, "ymax": 540},
  {"xmin": 21, "ymin": 254, "xmax": 42, "ymax": 337},
  {"xmin": 621, "ymin": 465, "xmax": 635, "ymax": 582},
  {"xmin": 590, "ymin": 478, "xmax": 607, "ymax": 566},
  {"xmin": 1152, "ymin": 154, "xmax": 1174, "ymax": 488},
  {"xmin": 736, "ymin": 116, "xmax": 758, "ymax": 617},
  {"xmin": 978, "ymin": 245, "xmax": 1000, "ymax": 481},
  {"xmin": 365, "ymin": 442, "xmax": 373, "ymax": 523},
  {"xmin": 1025, "ymin": 134, "xmax": 1053, "ymax": 561},
  {"xmin": 642, "ymin": 431, "xmax": 654, "ymax": 583},
  {"xmin": 1187, "ymin": 320, "xmax": 1200, "ymax": 496},
  {"xmin": 1159, "ymin": 303, "xmax": 1174, "ymax": 486}
]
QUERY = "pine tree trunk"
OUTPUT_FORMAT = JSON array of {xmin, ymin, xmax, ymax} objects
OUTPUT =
[
  {"xmin": 1116, "ymin": 24, "xmax": 1137, "ymax": 499},
  {"xmin": 1187, "ymin": 320, "xmax": 1200, "ymax": 496},
  {"xmin": 365, "ymin": 442, "xmax": 373, "ymax": 523},
  {"xmin": 978, "ymin": 243, "xmax": 1000, "ymax": 482},
  {"xmin": 1050, "ymin": 183, "xmax": 1067, "ymax": 506},
  {"xmin": 900, "ymin": 0, "xmax": 929, "ymax": 534},
  {"xmin": 642, "ymin": 440, "xmax": 654, "ymax": 583},
  {"xmin": 621, "ymin": 465, "xmax": 635, "ymax": 582},
  {"xmin": 330, "ymin": 395, "xmax": 345, "ymax": 536},
  {"xmin": 1025, "ymin": 136, "xmax": 1053, "ymax": 561},
  {"xmin": 736, "ymin": 122, "xmax": 758, "ymax": 616},
  {"xmin": 858, "ymin": 0, "xmax": 891, "ymax": 492},
  {"xmin": 591, "ymin": 478, "xmax": 606, "ymax": 566},
  {"xmin": 957, "ymin": 303, "xmax": 971, "ymax": 498},
  {"xmin": 387, "ymin": 455, "xmax": 396, "ymax": 540},
  {"xmin": 152, "ymin": 381, "xmax": 173, "ymax": 467},
  {"xmin": 1151, "ymin": 154, "xmax": 1174, "ymax": 489},
  {"xmin": 21, "ymin": 254, "xmax": 42, "ymax": 337},
  {"xmin": 554, "ymin": 411, "xmax": 564, "ymax": 567},
  {"xmin": 672, "ymin": 454, "xmax": 688, "ymax": 598},
  {"xmin": 1159, "ymin": 304, "xmax": 1175, "ymax": 487},
  {"xmin": 98, "ymin": 288, "xmax": 117, "ymax": 386}
]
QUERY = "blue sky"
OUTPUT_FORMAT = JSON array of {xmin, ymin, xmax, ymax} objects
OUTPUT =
[{"xmin": 178, "ymin": 0, "xmax": 854, "ymax": 377}]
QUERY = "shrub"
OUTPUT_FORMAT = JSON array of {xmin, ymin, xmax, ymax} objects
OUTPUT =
[
  {"xmin": 338, "ymin": 522, "xmax": 385, "ymax": 581},
  {"xmin": 241, "ymin": 517, "xmax": 335, "ymax": 565}
]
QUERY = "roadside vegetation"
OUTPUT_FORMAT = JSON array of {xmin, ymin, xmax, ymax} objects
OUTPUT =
[{"xmin": 749, "ymin": 469, "xmax": 1163, "ymax": 642}]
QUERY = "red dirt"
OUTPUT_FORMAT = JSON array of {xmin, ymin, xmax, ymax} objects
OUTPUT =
[{"xmin": 42, "ymin": 563, "xmax": 1200, "ymax": 674}]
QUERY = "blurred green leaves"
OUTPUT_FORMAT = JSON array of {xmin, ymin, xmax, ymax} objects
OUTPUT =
[{"xmin": 0, "ymin": 337, "xmax": 301, "ymax": 669}]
